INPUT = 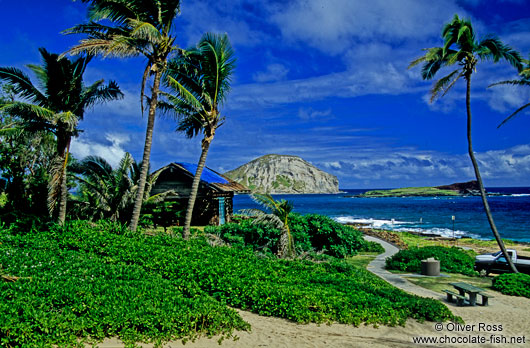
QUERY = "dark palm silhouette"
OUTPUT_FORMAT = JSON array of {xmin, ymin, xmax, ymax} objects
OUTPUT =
[{"xmin": 409, "ymin": 14, "xmax": 522, "ymax": 273}]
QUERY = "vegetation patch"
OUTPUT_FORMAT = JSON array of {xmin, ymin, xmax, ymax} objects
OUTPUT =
[
  {"xmin": 360, "ymin": 187, "xmax": 460, "ymax": 197},
  {"xmin": 385, "ymin": 246, "xmax": 477, "ymax": 276},
  {"xmin": 492, "ymin": 273, "xmax": 530, "ymax": 298},
  {"xmin": 206, "ymin": 214, "xmax": 384, "ymax": 258},
  {"xmin": 0, "ymin": 221, "xmax": 457, "ymax": 346}
]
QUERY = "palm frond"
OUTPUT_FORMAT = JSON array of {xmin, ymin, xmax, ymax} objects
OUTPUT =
[
  {"xmin": 250, "ymin": 193, "xmax": 278, "ymax": 212},
  {"xmin": 82, "ymin": 79, "xmax": 124, "ymax": 111},
  {"xmin": 489, "ymin": 79, "xmax": 530, "ymax": 88},
  {"xmin": 166, "ymin": 75, "xmax": 205, "ymax": 113},
  {"xmin": 408, "ymin": 55, "xmax": 427, "ymax": 69},
  {"xmin": 1, "ymin": 102, "xmax": 56, "ymax": 122},
  {"xmin": 0, "ymin": 67, "xmax": 46, "ymax": 105},
  {"xmin": 140, "ymin": 63, "xmax": 151, "ymax": 114},
  {"xmin": 430, "ymin": 69, "xmax": 462, "ymax": 102},
  {"xmin": 253, "ymin": 213, "xmax": 285, "ymax": 231},
  {"xmin": 128, "ymin": 19, "xmax": 162, "ymax": 43},
  {"xmin": 477, "ymin": 37, "xmax": 523, "ymax": 70},
  {"xmin": 498, "ymin": 102, "xmax": 530, "ymax": 128}
]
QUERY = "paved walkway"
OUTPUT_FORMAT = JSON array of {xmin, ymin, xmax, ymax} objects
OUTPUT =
[{"xmin": 363, "ymin": 235, "xmax": 441, "ymax": 299}]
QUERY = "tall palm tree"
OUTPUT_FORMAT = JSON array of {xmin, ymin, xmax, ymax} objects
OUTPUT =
[
  {"xmin": 242, "ymin": 193, "xmax": 295, "ymax": 258},
  {"xmin": 64, "ymin": 0, "xmax": 181, "ymax": 231},
  {"xmin": 409, "ymin": 14, "xmax": 522, "ymax": 273},
  {"xmin": 489, "ymin": 57, "xmax": 530, "ymax": 127},
  {"xmin": 0, "ymin": 48, "xmax": 122, "ymax": 224},
  {"xmin": 162, "ymin": 33, "xmax": 236, "ymax": 239},
  {"xmin": 70, "ymin": 152, "xmax": 172, "ymax": 223}
]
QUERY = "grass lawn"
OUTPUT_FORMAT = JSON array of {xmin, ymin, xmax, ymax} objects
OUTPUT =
[
  {"xmin": 346, "ymin": 253, "xmax": 379, "ymax": 269},
  {"xmin": 404, "ymin": 274, "xmax": 493, "ymax": 293}
]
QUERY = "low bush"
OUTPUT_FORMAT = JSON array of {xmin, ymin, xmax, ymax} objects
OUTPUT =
[
  {"xmin": 206, "ymin": 214, "xmax": 381, "ymax": 258},
  {"xmin": 0, "ymin": 221, "xmax": 457, "ymax": 346},
  {"xmin": 492, "ymin": 273, "xmax": 530, "ymax": 298},
  {"xmin": 385, "ymin": 246, "xmax": 477, "ymax": 276}
]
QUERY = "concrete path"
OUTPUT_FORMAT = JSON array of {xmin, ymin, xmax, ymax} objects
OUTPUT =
[{"xmin": 363, "ymin": 235, "xmax": 441, "ymax": 299}]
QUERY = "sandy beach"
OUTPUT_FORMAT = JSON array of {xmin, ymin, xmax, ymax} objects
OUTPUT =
[
  {"xmin": 95, "ymin": 288, "xmax": 530, "ymax": 348},
  {"xmin": 94, "ymin": 236, "xmax": 530, "ymax": 348}
]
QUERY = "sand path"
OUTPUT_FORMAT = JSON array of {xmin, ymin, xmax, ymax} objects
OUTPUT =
[{"xmin": 95, "ymin": 237, "xmax": 530, "ymax": 348}]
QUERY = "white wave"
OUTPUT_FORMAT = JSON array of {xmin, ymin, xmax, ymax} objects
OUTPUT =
[
  {"xmin": 333, "ymin": 216, "xmax": 413, "ymax": 228},
  {"xmin": 333, "ymin": 216, "xmax": 482, "ymax": 239},
  {"xmin": 508, "ymin": 194, "xmax": 530, "ymax": 197}
]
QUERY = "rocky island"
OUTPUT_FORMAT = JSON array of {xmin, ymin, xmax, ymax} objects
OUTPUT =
[
  {"xmin": 224, "ymin": 154, "xmax": 339, "ymax": 194},
  {"xmin": 358, "ymin": 180, "xmax": 481, "ymax": 197}
]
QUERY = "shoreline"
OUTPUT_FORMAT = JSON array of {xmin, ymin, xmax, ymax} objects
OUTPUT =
[{"xmin": 345, "ymin": 223, "xmax": 530, "ymax": 256}]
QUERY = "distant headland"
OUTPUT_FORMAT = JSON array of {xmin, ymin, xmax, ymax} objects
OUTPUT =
[
  {"xmin": 355, "ymin": 180, "xmax": 481, "ymax": 198},
  {"xmin": 224, "ymin": 154, "xmax": 339, "ymax": 194}
]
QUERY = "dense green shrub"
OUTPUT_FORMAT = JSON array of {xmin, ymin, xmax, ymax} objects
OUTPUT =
[
  {"xmin": 359, "ymin": 240, "xmax": 385, "ymax": 253},
  {"xmin": 385, "ymin": 246, "xmax": 477, "ymax": 276},
  {"xmin": 492, "ymin": 273, "xmax": 530, "ymax": 298},
  {"xmin": 206, "ymin": 214, "xmax": 378, "ymax": 258},
  {"xmin": 0, "ymin": 221, "xmax": 457, "ymax": 346},
  {"xmin": 205, "ymin": 219, "xmax": 283, "ymax": 253}
]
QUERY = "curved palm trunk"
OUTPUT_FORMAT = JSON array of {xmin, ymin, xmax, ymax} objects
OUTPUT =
[
  {"xmin": 183, "ymin": 133, "xmax": 213, "ymax": 239},
  {"xmin": 129, "ymin": 68, "xmax": 162, "ymax": 231},
  {"xmin": 57, "ymin": 137, "xmax": 71, "ymax": 225},
  {"xmin": 283, "ymin": 216, "xmax": 294, "ymax": 258},
  {"xmin": 465, "ymin": 76, "xmax": 519, "ymax": 273}
]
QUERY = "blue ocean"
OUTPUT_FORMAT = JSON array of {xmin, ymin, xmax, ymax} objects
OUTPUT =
[{"xmin": 233, "ymin": 187, "xmax": 530, "ymax": 242}]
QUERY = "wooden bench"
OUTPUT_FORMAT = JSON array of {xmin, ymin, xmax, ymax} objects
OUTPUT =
[
  {"xmin": 442, "ymin": 289, "xmax": 466, "ymax": 306},
  {"xmin": 478, "ymin": 292, "xmax": 494, "ymax": 306}
]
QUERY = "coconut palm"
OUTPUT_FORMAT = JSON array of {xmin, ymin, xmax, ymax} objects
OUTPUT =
[
  {"xmin": 242, "ymin": 193, "xmax": 295, "ymax": 258},
  {"xmin": 489, "ymin": 57, "xmax": 530, "ymax": 127},
  {"xmin": 162, "ymin": 33, "xmax": 236, "ymax": 239},
  {"xmin": 409, "ymin": 14, "xmax": 522, "ymax": 273},
  {"xmin": 0, "ymin": 48, "xmax": 122, "ymax": 224},
  {"xmin": 70, "ymin": 152, "xmax": 172, "ymax": 223},
  {"xmin": 64, "ymin": 0, "xmax": 181, "ymax": 231}
]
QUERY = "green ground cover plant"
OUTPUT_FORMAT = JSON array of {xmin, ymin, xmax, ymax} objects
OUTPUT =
[
  {"xmin": 492, "ymin": 273, "xmax": 530, "ymax": 298},
  {"xmin": 0, "ymin": 221, "xmax": 456, "ymax": 347},
  {"xmin": 385, "ymin": 246, "xmax": 477, "ymax": 276},
  {"xmin": 205, "ymin": 213, "xmax": 383, "ymax": 257}
]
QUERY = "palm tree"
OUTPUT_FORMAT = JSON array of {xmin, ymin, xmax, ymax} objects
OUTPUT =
[
  {"xmin": 0, "ymin": 48, "xmax": 122, "ymax": 224},
  {"xmin": 242, "ymin": 193, "xmax": 295, "ymax": 258},
  {"xmin": 70, "ymin": 152, "xmax": 172, "ymax": 223},
  {"xmin": 64, "ymin": 0, "xmax": 181, "ymax": 231},
  {"xmin": 162, "ymin": 33, "xmax": 236, "ymax": 239},
  {"xmin": 409, "ymin": 14, "xmax": 522, "ymax": 273},
  {"xmin": 489, "ymin": 57, "xmax": 530, "ymax": 127}
]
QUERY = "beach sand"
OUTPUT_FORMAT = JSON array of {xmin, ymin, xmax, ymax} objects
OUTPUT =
[
  {"xmin": 94, "ymin": 279, "xmax": 530, "ymax": 347},
  {"xmin": 95, "ymin": 291, "xmax": 530, "ymax": 348}
]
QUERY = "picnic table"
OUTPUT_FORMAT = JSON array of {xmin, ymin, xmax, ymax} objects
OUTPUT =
[{"xmin": 444, "ymin": 282, "xmax": 494, "ymax": 306}]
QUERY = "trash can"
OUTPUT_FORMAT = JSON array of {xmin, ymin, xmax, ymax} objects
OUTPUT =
[{"xmin": 421, "ymin": 257, "xmax": 440, "ymax": 276}]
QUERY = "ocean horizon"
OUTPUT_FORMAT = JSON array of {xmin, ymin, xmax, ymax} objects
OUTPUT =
[{"xmin": 233, "ymin": 187, "xmax": 530, "ymax": 243}]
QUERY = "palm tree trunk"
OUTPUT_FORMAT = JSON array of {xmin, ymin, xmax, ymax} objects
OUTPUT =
[
  {"xmin": 57, "ymin": 136, "xmax": 71, "ymax": 225},
  {"xmin": 465, "ymin": 76, "xmax": 519, "ymax": 273},
  {"xmin": 182, "ymin": 134, "xmax": 213, "ymax": 239},
  {"xmin": 129, "ymin": 68, "xmax": 162, "ymax": 231},
  {"xmin": 283, "ymin": 215, "xmax": 295, "ymax": 258}
]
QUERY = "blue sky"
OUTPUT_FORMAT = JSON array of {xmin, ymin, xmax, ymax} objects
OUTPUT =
[{"xmin": 2, "ymin": 0, "xmax": 530, "ymax": 188}]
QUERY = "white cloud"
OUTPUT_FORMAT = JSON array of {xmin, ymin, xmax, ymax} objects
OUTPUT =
[
  {"xmin": 70, "ymin": 133, "xmax": 129, "ymax": 168},
  {"xmin": 314, "ymin": 144, "xmax": 530, "ymax": 188},
  {"xmin": 268, "ymin": 0, "xmax": 465, "ymax": 54},
  {"xmin": 298, "ymin": 107, "xmax": 332, "ymax": 120},
  {"xmin": 253, "ymin": 63, "xmax": 289, "ymax": 82},
  {"xmin": 179, "ymin": 0, "xmax": 269, "ymax": 48},
  {"xmin": 230, "ymin": 63, "xmax": 416, "ymax": 108}
]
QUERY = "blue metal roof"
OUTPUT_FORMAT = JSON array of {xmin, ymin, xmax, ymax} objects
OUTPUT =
[{"xmin": 175, "ymin": 162, "xmax": 230, "ymax": 184}]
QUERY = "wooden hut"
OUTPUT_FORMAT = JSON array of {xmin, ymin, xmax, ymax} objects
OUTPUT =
[{"xmin": 151, "ymin": 162, "xmax": 250, "ymax": 226}]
